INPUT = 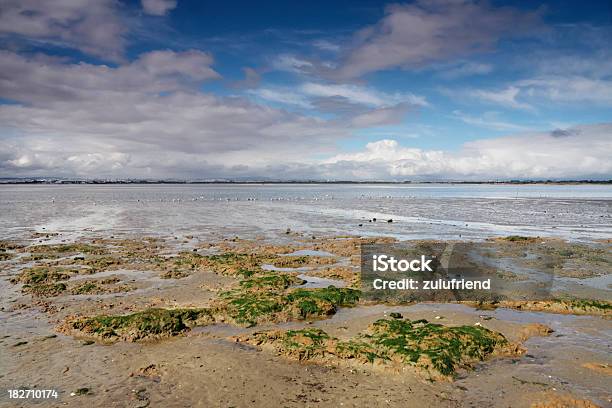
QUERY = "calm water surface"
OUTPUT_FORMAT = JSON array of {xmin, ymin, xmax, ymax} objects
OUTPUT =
[{"xmin": 0, "ymin": 184, "xmax": 610, "ymax": 241}]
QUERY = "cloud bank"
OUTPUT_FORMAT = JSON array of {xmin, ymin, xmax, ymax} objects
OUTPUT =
[
  {"xmin": 0, "ymin": 0, "xmax": 610, "ymax": 181},
  {"xmin": 0, "ymin": 0, "xmax": 127, "ymax": 61},
  {"xmin": 332, "ymin": 0, "xmax": 540, "ymax": 79}
]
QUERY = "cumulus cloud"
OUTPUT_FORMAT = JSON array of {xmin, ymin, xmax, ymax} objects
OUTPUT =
[
  {"xmin": 332, "ymin": 0, "xmax": 540, "ymax": 79},
  {"xmin": 319, "ymin": 124, "xmax": 612, "ymax": 180},
  {"xmin": 0, "ymin": 50, "xmax": 220, "ymax": 105},
  {"xmin": 0, "ymin": 0, "xmax": 127, "ymax": 60},
  {"xmin": 141, "ymin": 0, "xmax": 177, "ymax": 16},
  {"xmin": 0, "ymin": 49, "xmax": 352, "ymax": 178}
]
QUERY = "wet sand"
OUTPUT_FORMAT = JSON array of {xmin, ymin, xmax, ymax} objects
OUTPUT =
[{"xmin": 1, "ymin": 184, "xmax": 610, "ymax": 407}]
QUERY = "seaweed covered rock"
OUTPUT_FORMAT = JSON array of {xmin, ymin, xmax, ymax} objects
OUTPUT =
[
  {"xmin": 499, "ymin": 298, "xmax": 612, "ymax": 316},
  {"xmin": 217, "ymin": 285, "xmax": 361, "ymax": 326},
  {"xmin": 237, "ymin": 318, "xmax": 520, "ymax": 380},
  {"xmin": 60, "ymin": 308, "xmax": 215, "ymax": 342}
]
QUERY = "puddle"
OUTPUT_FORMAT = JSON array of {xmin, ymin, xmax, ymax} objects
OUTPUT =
[
  {"xmin": 261, "ymin": 263, "xmax": 314, "ymax": 272},
  {"xmin": 281, "ymin": 249, "xmax": 335, "ymax": 257},
  {"xmin": 296, "ymin": 273, "xmax": 345, "ymax": 288},
  {"xmin": 556, "ymin": 274, "xmax": 612, "ymax": 290}
]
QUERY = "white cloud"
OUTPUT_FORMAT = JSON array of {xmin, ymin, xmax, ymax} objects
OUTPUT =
[
  {"xmin": 301, "ymin": 83, "xmax": 428, "ymax": 108},
  {"xmin": 245, "ymin": 83, "xmax": 426, "ymax": 126},
  {"xmin": 0, "ymin": 50, "xmax": 220, "ymax": 105},
  {"xmin": 349, "ymin": 105, "xmax": 411, "ymax": 128},
  {"xmin": 461, "ymin": 76, "xmax": 612, "ymax": 111},
  {"xmin": 517, "ymin": 76, "xmax": 612, "ymax": 106},
  {"xmin": 141, "ymin": 0, "xmax": 177, "ymax": 16},
  {"xmin": 320, "ymin": 124, "xmax": 612, "ymax": 180},
  {"xmin": 312, "ymin": 40, "xmax": 340, "ymax": 52},
  {"xmin": 0, "ymin": 50, "xmax": 351, "ymax": 178},
  {"xmin": 452, "ymin": 110, "xmax": 529, "ymax": 132},
  {"xmin": 247, "ymin": 88, "xmax": 311, "ymax": 108},
  {"xmin": 0, "ymin": 0, "xmax": 127, "ymax": 61},
  {"xmin": 469, "ymin": 86, "xmax": 532, "ymax": 110},
  {"xmin": 333, "ymin": 0, "xmax": 540, "ymax": 79},
  {"xmin": 271, "ymin": 55, "xmax": 314, "ymax": 74}
]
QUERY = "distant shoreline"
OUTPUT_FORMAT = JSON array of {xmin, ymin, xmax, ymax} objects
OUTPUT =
[{"xmin": 1, "ymin": 179, "xmax": 611, "ymax": 185}]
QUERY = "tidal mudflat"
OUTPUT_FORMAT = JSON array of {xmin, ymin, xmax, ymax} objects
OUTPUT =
[{"xmin": 0, "ymin": 184, "xmax": 610, "ymax": 407}]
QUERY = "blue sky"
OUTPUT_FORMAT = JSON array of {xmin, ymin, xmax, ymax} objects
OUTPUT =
[{"xmin": 0, "ymin": 0, "xmax": 611, "ymax": 180}]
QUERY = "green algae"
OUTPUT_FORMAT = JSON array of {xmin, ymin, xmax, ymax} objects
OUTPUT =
[
  {"xmin": 363, "ymin": 318, "xmax": 508, "ymax": 377},
  {"xmin": 222, "ymin": 291, "xmax": 285, "ymax": 325},
  {"xmin": 28, "ymin": 243, "xmax": 108, "ymax": 255},
  {"xmin": 241, "ymin": 318, "xmax": 513, "ymax": 379},
  {"xmin": 500, "ymin": 298, "xmax": 612, "ymax": 315},
  {"xmin": 68, "ymin": 280, "xmax": 133, "ymax": 295},
  {"xmin": 555, "ymin": 297, "xmax": 611, "ymax": 312},
  {"xmin": 502, "ymin": 236, "xmax": 539, "ymax": 242},
  {"xmin": 64, "ymin": 308, "xmax": 215, "ymax": 342},
  {"xmin": 202, "ymin": 252, "xmax": 264, "ymax": 276},
  {"xmin": 219, "ymin": 285, "xmax": 361, "ymax": 325},
  {"xmin": 286, "ymin": 287, "xmax": 360, "ymax": 306},
  {"xmin": 10, "ymin": 266, "xmax": 73, "ymax": 285},
  {"xmin": 239, "ymin": 272, "xmax": 303, "ymax": 290},
  {"xmin": 285, "ymin": 287, "xmax": 361, "ymax": 319}
]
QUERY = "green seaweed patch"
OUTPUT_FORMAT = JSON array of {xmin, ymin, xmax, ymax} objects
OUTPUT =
[
  {"xmin": 201, "ymin": 251, "xmax": 335, "ymax": 277},
  {"xmin": 220, "ymin": 290, "xmax": 285, "ymax": 326},
  {"xmin": 201, "ymin": 252, "xmax": 265, "ymax": 277},
  {"xmin": 61, "ymin": 308, "xmax": 215, "ymax": 342},
  {"xmin": 285, "ymin": 287, "xmax": 360, "ymax": 319},
  {"xmin": 239, "ymin": 272, "xmax": 304, "ymax": 290},
  {"xmin": 27, "ymin": 243, "xmax": 108, "ymax": 255},
  {"xmin": 501, "ymin": 298, "xmax": 611, "ymax": 315},
  {"xmin": 68, "ymin": 280, "xmax": 134, "ymax": 295},
  {"xmin": 216, "ymin": 286, "xmax": 360, "ymax": 326},
  {"xmin": 270, "ymin": 255, "xmax": 336, "ymax": 268},
  {"xmin": 562, "ymin": 298, "xmax": 612, "ymax": 311},
  {"xmin": 501, "ymin": 236, "xmax": 540, "ymax": 242},
  {"xmin": 78, "ymin": 256, "xmax": 124, "ymax": 271},
  {"xmin": 286, "ymin": 287, "xmax": 360, "ymax": 308},
  {"xmin": 10, "ymin": 266, "xmax": 73, "ymax": 284},
  {"xmin": 363, "ymin": 318, "xmax": 509, "ymax": 377},
  {"xmin": 239, "ymin": 318, "xmax": 516, "ymax": 380}
]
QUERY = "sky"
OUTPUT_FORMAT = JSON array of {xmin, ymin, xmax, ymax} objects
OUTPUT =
[{"xmin": 0, "ymin": 0, "xmax": 611, "ymax": 181}]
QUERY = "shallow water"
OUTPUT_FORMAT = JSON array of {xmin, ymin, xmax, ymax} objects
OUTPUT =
[
  {"xmin": 295, "ymin": 273, "xmax": 346, "ymax": 288},
  {"xmin": 1, "ymin": 184, "xmax": 611, "ymax": 242}
]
